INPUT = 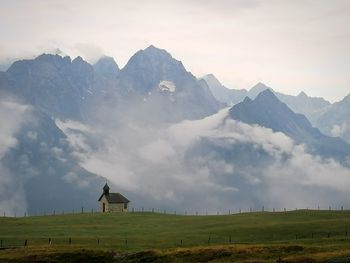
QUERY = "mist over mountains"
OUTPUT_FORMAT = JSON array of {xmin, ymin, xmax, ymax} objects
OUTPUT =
[{"xmin": 1, "ymin": 45, "xmax": 350, "ymax": 215}]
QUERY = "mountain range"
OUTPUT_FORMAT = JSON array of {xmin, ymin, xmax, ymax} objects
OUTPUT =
[
  {"xmin": 1, "ymin": 45, "xmax": 350, "ymax": 214},
  {"xmin": 229, "ymin": 90, "xmax": 350, "ymax": 161},
  {"xmin": 201, "ymin": 73, "xmax": 350, "ymax": 144},
  {"xmin": 201, "ymin": 74, "xmax": 331, "ymax": 120}
]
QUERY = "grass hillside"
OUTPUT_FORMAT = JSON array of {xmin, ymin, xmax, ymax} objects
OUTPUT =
[{"xmin": 1, "ymin": 210, "xmax": 350, "ymax": 262}]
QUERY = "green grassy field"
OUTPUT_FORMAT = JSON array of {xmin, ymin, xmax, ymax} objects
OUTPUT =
[{"xmin": 1, "ymin": 210, "xmax": 350, "ymax": 262}]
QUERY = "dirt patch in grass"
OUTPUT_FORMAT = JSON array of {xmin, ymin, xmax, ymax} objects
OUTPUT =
[
  {"xmin": 0, "ymin": 250, "xmax": 114, "ymax": 263},
  {"xmin": 1, "ymin": 244, "xmax": 350, "ymax": 263}
]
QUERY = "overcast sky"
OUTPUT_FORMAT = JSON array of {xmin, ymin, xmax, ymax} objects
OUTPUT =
[{"xmin": 1, "ymin": 0, "xmax": 350, "ymax": 102}]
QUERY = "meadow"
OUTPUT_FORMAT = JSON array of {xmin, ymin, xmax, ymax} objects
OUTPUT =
[{"xmin": 1, "ymin": 210, "xmax": 350, "ymax": 262}]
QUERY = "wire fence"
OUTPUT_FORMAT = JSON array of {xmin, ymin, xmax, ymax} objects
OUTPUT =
[
  {"xmin": 1, "ymin": 205, "xmax": 348, "ymax": 218},
  {"xmin": 0, "ymin": 229, "xmax": 350, "ymax": 250},
  {"xmin": 1, "ymin": 208, "xmax": 350, "ymax": 251},
  {"xmin": 0, "ymin": 206, "xmax": 350, "ymax": 250}
]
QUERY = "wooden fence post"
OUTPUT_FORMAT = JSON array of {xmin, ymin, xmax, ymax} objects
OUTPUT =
[
  {"xmin": 208, "ymin": 237, "xmax": 211, "ymax": 245},
  {"xmin": 24, "ymin": 240, "xmax": 27, "ymax": 246},
  {"xmin": 0, "ymin": 240, "xmax": 2, "ymax": 248},
  {"xmin": 48, "ymin": 238, "xmax": 51, "ymax": 245}
]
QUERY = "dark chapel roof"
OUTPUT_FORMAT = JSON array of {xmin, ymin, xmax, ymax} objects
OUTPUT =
[{"xmin": 98, "ymin": 192, "xmax": 130, "ymax": 203}]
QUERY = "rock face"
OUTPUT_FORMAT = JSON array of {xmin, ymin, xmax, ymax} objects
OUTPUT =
[
  {"xmin": 93, "ymin": 56, "xmax": 120, "ymax": 77},
  {"xmin": 3, "ymin": 46, "xmax": 221, "ymax": 124},
  {"xmin": 121, "ymin": 45, "xmax": 189, "ymax": 94},
  {"xmin": 116, "ymin": 45, "xmax": 221, "ymax": 123},
  {"xmin": 5, "ymin": 54, "xmax": 94, "ymax": 120},
  {"xmin": 229, "ymin": 90, "xmax": 350, "ymax": 161}
]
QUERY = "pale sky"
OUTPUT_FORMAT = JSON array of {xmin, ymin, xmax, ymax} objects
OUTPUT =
[{"xmin": 1, "ymin": 0, "xmax": 350, "ymax": 102}]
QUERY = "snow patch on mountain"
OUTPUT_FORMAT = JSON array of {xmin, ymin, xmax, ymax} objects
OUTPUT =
[{"xmin": 159, "ymin": 80, "xmax": 176, "ymax": 92}]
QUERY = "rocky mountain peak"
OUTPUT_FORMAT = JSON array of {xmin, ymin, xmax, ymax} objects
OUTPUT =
[
  {"xmin": 93, "ymin": 56, "xmax": 120, "ymax": 77},
  {"xmin": 120, "ymin": 45, "xmax": 190, "ymax": 93},
  {"xmin": 298, "ymin": 91, "xmax": 308, "ymax": 98},
  {"xmin": 254, "ymin": 89, "xmax": 280, "ymax": 103},
  {"xmin": 249, "ymin": 82, "xmax": 273, "ymax": 99}
]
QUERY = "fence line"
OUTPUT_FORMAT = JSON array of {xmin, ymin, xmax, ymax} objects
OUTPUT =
[
  {"xmin": 1, "ymin": 205, "xmax": 348, "ymax": 218},
  {"xmin": 0, "ymin": 229, "xmax": 349, "ymax": 250}
]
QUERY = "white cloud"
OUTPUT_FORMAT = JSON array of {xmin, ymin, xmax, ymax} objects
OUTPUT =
[
  {"xmin": 59, "ymin": 108, "xmax": 350, "ymax": 212},
  {"xmin": 331, "ymin": 122, "xmax": 349, "ymax": 137},
  {"xmin": 138, "ymin": 140, "xmax": 176, "ymax": 164},
  {"xmin": 0, "ymin": 100, "xmax": 32, "ymax": 158},
  {"xmin": 0, "ymin": 98, "xmax": 33, "ymax": 215},
  {"xmin": 63, "ymin": 172, "xmax": 89, "ymax": 189}
]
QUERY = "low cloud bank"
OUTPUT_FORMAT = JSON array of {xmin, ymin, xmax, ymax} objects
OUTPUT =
[
  {"xmin": 0, "ymin": 98, "xmax": 33, "ymax": 215},
  {"xmin": 57, "ymin": 109, "xmax": 350, "ymax": 213}
]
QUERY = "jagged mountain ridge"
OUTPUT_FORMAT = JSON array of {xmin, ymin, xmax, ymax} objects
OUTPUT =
[
  {"xmin": 93, "ymin": 56, "xmax": 120, "ymax": 77},
  {"xmin": 201, "ymin": 74, "xmax": 247, "ymax": 105},
  {"xmin": 5, "ymin": 54, "xmax": 95, "ymax": 120},
  {"xmin": 201, "ymin": 74, "xmax": 331, "ymax": 120},
  {"xmin": 2, "ymin": 46, "xmax": 221, "ymax": 124},
  {"xmin": 228, "ymin": 90, "xmax": 350, "ymax": 161},
  {"xmin": 115, "ymin": 45, "xmax": 221, "ymax": 123}
]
